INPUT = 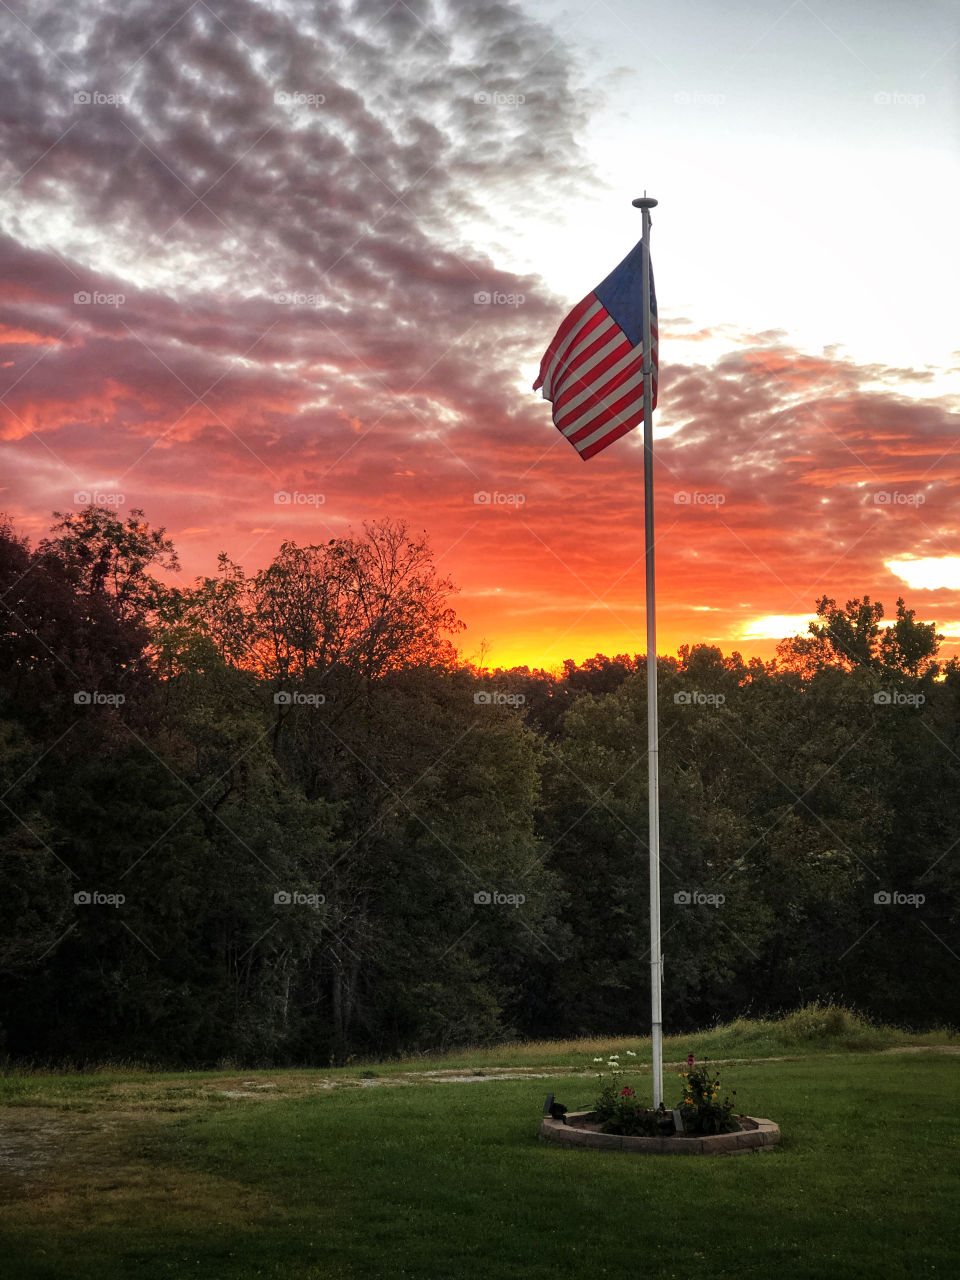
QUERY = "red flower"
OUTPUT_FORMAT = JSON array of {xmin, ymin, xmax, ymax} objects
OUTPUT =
[
  {"xmin": 686, "ymin": 1053, "xmax": 695, "ymax": 1066},
  {"xmin": 620, "ymin": 1086, "xmax": 635, "ymax": 1097}
]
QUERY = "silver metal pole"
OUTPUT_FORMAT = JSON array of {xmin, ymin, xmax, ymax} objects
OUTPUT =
[{"xmin": 632, "ymin": 193, "xmax": 662, "ymax": 1109}]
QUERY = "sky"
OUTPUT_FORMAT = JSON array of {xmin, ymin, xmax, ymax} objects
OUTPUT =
[{"xmin": 1, "ymin": 0, "xmax": 958, "ymax": 670}]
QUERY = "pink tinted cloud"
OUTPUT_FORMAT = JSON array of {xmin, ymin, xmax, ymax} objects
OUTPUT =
[{"xmin": 1, "ymin": 1, "xmax": 957, "ymax": 666}]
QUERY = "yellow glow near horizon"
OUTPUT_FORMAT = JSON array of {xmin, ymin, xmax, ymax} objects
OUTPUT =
[{"xmin": 741, "ymin": 614, "xmax": 817, "ymax": 641}]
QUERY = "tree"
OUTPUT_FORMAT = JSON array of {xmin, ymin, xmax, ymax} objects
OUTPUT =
[
  {"xmin": 178, "ymin": 520, "xmax": 460, "ymax": 678},
  {"xmin": 778, "ymin": 595, "xmax": 941, "ymax": 677},
  {"xmin": 0, "ymin": 719, "xmax": 73, "ymax": 982},
  {"xmin": 879, "ymin": 598, "xmax": 941, "ymax": 676},
  {"xmin": 148, "ymin": 518, "xmax": 551, "ymax": 1061},
  {"xmin": 0, "ymin": 514, "xmax": 155, "ymax": 730},
  {"xmin": 40, "ymin": 506, "xmax": 179, "ymax": 625}
]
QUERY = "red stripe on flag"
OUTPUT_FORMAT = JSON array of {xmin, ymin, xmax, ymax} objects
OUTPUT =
[
  {"xmin": 532, "ymin": 294, "xmax": 596, "ymax": 391},
  {"xmin": 577, "ymin": 412, "xmax": 644, "ymax": 459},
  {"xmin": 564, "ymin": 359, "xmax": 660, "ymax": 460},
  {"xmin": 561, "ymin": 364, "xmax": 646, "ymax": 439},
  {"xmin": 551, "ymin": 337, "xmax": 638, "ymax": 423},
  {"xmin": 541, "ymin": 308, "xmax": 614, "ymax": 400},
  {"xmin": 554, "ymin": 337, "xmax": 655, "ymax": 429}
]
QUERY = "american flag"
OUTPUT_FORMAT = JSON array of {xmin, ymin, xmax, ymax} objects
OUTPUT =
[{"xmin": 533, "ymin": 238, "xmax": 658, "ymax": 460}]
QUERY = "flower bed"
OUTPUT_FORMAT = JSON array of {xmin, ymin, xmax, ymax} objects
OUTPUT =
[
  {"xmin": 541, "ymin": 1049, "xmax": 780, "ymax": 1153},
  {"xmin": 540, "ymin": 1110, "xmax": 780, "ymax": 1155}
]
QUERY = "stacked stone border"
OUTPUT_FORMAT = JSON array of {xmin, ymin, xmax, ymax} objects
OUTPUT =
[{"xmin": 540, "ymin": 1110, "xmax": 780, "ymax": 1155}]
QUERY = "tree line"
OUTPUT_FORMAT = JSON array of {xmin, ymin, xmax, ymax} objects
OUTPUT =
[{"xmin": 1, "ymin": 507, "xmax": 957, "ymax": 1066}]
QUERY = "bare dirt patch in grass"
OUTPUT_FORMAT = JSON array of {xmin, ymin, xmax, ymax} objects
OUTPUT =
[{"xmin": 0, "ymin": 1105, "xmax": 279, "ymax": 1230}]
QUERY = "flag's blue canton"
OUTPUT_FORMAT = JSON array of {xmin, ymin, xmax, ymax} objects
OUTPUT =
[{"xmin": 594, "ymin": 240, "xmax": 656, "ymax": 348}]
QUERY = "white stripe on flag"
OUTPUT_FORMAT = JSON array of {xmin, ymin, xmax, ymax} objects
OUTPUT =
[
  {"xmin": 570, "ymin": 402, "xmax": 641, "ymax": 456},
  {"xmin": 549, "ymin": 316, "xmax": 619, "ymax": 387},
  {"xmin": 553, "ymin": 338, "xmax": 642, "ymax": 423},
  {"xmin": 542, "ymin": 299, "xmax": 603, "ymax": 399},
  {"xmin": 550, "ymin": 326, "xmax": 625, "ymax": 404},
  {"xmin": 559, "ymin": 363, "xmax": 647, "ymax": 439}
]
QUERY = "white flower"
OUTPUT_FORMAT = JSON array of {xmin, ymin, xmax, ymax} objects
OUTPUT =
[
  {"xmin": 626, "ymin": 1050, "xmax": 636, "ymax": 1056},
  {"xmin": 593, "ymin": 1057, "xmax": 603, "ymax": 1062}
]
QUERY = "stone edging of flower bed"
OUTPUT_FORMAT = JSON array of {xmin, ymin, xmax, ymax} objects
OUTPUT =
[{"xmin": 540, "ymin": 1110, "xmax": 780, "ymax": 1155}]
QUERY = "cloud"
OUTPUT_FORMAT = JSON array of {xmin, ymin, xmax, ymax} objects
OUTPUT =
[
  {"xmin": 886, "ymin": 557, "xmax": 960, "ymax": 592},
  {"xmin": 0, "ymin": 1, "xmax": 958, "ymax": 667},
  {"xmin": 0, "ymin": 0, "xmax": 593, "ymax": 467},
  {"xmin": 742, "ymin": 614, "xmax": 818, "ymax": 640}
]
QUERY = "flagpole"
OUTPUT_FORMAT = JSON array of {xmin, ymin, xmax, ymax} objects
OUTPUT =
[{"xmin": 632, "ymin": 193, "xmax": 662, "ymax": 1109}]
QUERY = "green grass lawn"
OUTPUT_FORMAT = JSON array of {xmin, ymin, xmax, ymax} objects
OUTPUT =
[{"xmin": 1, "ymin": 1015, "xmax": 958, "ymax": 1278}]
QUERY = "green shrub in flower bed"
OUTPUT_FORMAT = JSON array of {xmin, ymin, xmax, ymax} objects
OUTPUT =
[
  {"xmin": 593, "ymin": 1081, "xmax": 666, "ymax": 1136},
  {"xmin": 677, "ymin": 1054, "xmax": 740, "ymax": 1134}
]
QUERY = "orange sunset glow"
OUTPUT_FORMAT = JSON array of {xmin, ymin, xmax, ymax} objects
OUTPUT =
[{"xmin": 1, "ymin": 0, "xmax": 958, "ymax": 671}]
